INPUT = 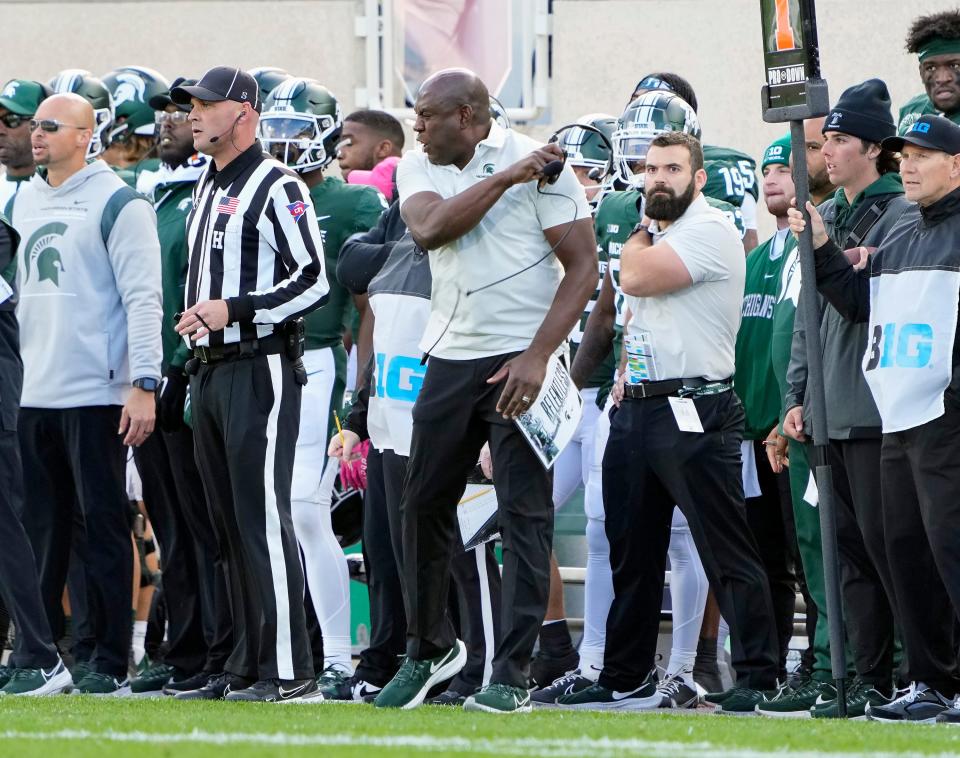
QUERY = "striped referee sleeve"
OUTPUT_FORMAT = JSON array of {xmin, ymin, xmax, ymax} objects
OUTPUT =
[{"xmin": 228, "ymin": 178, "xmax": 329, "ymax": 325}]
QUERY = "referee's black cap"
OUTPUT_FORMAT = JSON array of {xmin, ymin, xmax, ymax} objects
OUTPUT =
[{"xmin": 171, "ymin": 66, "xmax": 261, "ymax": 113}]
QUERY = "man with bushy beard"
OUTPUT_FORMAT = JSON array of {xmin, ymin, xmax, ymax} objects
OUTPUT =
[{"xmin": 559, "ymin": 131, "xmax": 779, "ymax": 713}]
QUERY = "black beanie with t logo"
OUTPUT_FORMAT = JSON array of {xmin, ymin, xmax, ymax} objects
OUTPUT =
[{"xmin": 822, "ymin": 79, "xmax": 896, "ymax": 144}]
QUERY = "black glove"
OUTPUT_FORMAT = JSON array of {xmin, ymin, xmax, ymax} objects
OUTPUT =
[{"xmin": 157, "ymin": 367, "xmax": 188, "ymax": 433}]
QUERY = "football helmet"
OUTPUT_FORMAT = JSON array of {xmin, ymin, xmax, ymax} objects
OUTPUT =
[
  {"xmin": 101, "ymin": 66, "xmax": 169, "ymax": 143},
  {"xmin": 259, "ymin": 78, "xmax": 342, "ymax": 172},
  {"xmin": 48, "ymin": 69, "xmax": 114, "ymax": 158},
  {"xmin": 249, "ymin": 67, "xmax": 292, "ymax": 105},
  {"xmin": 612, "ymin": 91, "xmax": 701, "ymax": 189}
]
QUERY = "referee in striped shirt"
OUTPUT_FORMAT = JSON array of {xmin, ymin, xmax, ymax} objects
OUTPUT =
[{"xmin": 171, "ymin": 67, "xmax": 329, "ymax": 703}]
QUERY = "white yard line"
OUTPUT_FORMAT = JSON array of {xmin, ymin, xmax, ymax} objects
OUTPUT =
[{"xmin": 0, "ymin": 729, "xmax": 957, "ymax": 758}]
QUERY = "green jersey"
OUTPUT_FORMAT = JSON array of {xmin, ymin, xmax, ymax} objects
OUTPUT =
[
  {"xmin": 897, "ymin": 92, "xmax": 960, "ymax": 135},
  {"xmin": 703, "ymin": 145, "xmax": 759, "ymax": 209},
  {"xmin": 734, "ymin": 230, "xmax": 792, "ymax": 440},
  {"xmin": 113, "ymin": 158, "xmax": 161, "ymax": 190},
  {"xmin": 570, "ymin": 210, "xmax": 611, "ymax": 390},
  {"xmin": 304, "ymin": 175, "xmax": 387, "ymax": 352},
  {"xmin": 150, "ymin": 155, "xmax": 207, "ymax": 370}
]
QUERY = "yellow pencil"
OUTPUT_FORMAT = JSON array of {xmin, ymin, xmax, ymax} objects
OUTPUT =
[{"xmin": 333, "ymin": 410, "xmax": 346, "ymax": 450}]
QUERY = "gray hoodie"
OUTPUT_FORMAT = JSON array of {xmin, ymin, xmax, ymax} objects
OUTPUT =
[
  {"xmin": 785, "ymin": 187, "xmax": 912, "ymax": 439},
  {"xmin": 10, "ymin": 160, "xmax": 162, "ymax": 408}
]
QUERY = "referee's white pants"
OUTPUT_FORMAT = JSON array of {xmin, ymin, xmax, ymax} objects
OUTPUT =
[
  {"xmin": 578, "ymin": 396, "xmax": 709, "ymax": 681},
  {"xmin": 291, "ymin": 347, "xmax": 353, "ymax": 673}
]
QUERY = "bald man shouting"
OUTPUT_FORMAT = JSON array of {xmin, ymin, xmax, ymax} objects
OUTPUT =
[
  {"xmin": 372, "ymin": 69, "xmax": 597, "ymax": 713},
  {"xmin": 7, "ymin": 93, "xmax": 162, "ymax": 695}
]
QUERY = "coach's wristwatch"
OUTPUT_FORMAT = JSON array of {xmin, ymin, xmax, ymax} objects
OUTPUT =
[{"xmin": 132, "ymin": 377, "xmax": 160, "ymax": 393}]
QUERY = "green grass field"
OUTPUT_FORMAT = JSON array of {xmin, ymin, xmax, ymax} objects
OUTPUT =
[{"xmin": 2, "ymin": 698, "xmax": 960, "ymax": 758}]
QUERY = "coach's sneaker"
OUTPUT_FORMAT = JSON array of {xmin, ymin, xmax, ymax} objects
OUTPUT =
[
  {"xmin": 163, "ymin": 671, "xmax": 211, "ymax": 696},
  {"xmin": 0, "ymin": 665, "xmax": 13, "ymax": 689},
  {"xmin": 655, "ymin": 668, "xmax": 700, "ymax": 709},
  {"xmin": 464, "ymin": 683, "xmax": 531, "ymax": 714},
  {"xmin": 1, "ymin": 659, "xmax": 73, "ymax": 696},
  {"xmin": 712, "ymin": 686, "xmax": 772, "ymax": 715},
  {"xmin": 756, "ymin": 676, "xmax": 821, "ymax": 718},
  {"xmin": 225, "ymin": 677, "xmax": 322, "ymax": 703},
  {"xmin": 72, "ymin": 672, "xmax": 131, "ymax": 696},
  {"xmin": 556, "ymin": 669, "xmax": 660, "ymax": 711},
  {"xmin": 175, "ymin": 672, "xmax": 252, "ymax": 701},
  {"xmin": 936, "ymin": 699, "xmax": 960, "ymax": 724},
  {"xmin": 811, "ymin": 678, "xmax": 890, "ymax": 720},
  {"xmin": 130, "ymin": 662, "xmax": 176, "ymax": 694},
  {"xmin": 866, "ymin": 682, "xmax": 952, "ymax": 724},
  {"xmin": 531, "ymin": 670, "xmax": 595, "ymax": 708},
  {"xmin": 374, "ymin": 640, "xmax": 467, "ymax": 709}
]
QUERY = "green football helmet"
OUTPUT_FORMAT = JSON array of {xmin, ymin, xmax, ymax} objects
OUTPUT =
[
  {"xmin": 558, "ymin": 113, "xmax": 616, "ymax": 172},
  {"xmin": 249, "ymin": 67, "xmax": 292, "ymax": 105},
  {"xmin": 101, "ymin": 66, "xmax": 170, "ymax": 143},
  {"xmin": 612, "ymin": 91, "xmax": 701, "ymax": 189},
  {"xmin": 259, "ymin": 78, "xmax": 342, "ymax": 172},
  {"xmin": 48, "ymin": 69, "xmax": 114, "ymax": 158}
]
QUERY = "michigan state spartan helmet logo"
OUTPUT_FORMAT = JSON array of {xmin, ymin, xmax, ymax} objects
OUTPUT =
[{"xmin": 23, "ymin": 222, "xmax": 68, "ymax": 287}]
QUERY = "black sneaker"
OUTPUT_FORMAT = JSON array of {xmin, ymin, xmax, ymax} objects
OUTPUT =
[
  {"xmin": 656, "ymin": 669, "xmax": 700, "ymax": 709},
  {"xmin": 530, "ymin": 648, "xmax": 580, "ymax": 690},
  {"xmin": 531, "ymin": 670, "xmax": 595, "ymax": 708},
  {"xmin": 428, "ymin": 688, "xmax": 470, "ymax": 706},
  {"xmin": 556, "ymin": 669, "xmax": 660, "ymax": 711},
  {"xmin": 174, "ymin": 672, "xmax": 252, "ymax": 701},
  {"xmin": 163, "ymin": 671, "xmax": 211, "ymax": 696},
  {"xmin": 866, "ymin": 683, "xmax": 952, "ymax": 724},
  {"xmin": 936, "ymin": 700, "xmax": 960, "ymax": 725},
  {"xmin": 225, "ymin": 677, "xmax": 322, "ymax": 703}
]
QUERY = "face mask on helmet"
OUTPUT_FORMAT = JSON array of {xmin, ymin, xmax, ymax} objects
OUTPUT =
[
  {"xmin": 259, "ymin": 113, "xmax": 337, "ymax": 172},
  {"xmin": 613, "ymin": 93, "xmax": 700, "ymax": 190}
]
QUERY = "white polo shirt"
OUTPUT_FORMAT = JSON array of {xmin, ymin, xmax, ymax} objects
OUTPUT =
[
  {"xmin": 396, "ymin": 121, "xmax": 592, "ymax": 360},
  {"xmin": 623, "ymin": 193, "xmax": 744, "ymax": 381}
]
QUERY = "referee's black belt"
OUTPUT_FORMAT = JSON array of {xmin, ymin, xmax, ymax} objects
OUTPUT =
[
  {"xmin": 194, "ymin": 334, "xmax": 286, "ymax": 365},
  {"xmin": 622, "ymin": 377, "xmax": 732, "ymax": 400}
]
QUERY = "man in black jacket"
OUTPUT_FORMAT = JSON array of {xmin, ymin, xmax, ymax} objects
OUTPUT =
[{"xmin": 788, "ymin": 114, "xmax": 960, "ymax": 724}]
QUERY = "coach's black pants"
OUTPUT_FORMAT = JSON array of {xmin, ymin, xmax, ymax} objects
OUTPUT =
[
  {"xmin": 879, "ymin": 391, "xmax": 960, "ymax": 695},
  {"xmin": 825, "ymin": 438, "xmax": 896, "ymax": 688},
  {"xmin": 18, "ymin": 406, "xmax": 132, "ymax": 679},
  {"xmin": 401, "ymin": 353, "xmax": 552, "ymax": 689},
  {"xmin": 190, "ymin": 353, "xmax": 313, "ymax": 681},
  {"xmin": 135, "ymin": 424, "xmax": 233, "ymax": 675},
  {"xmin": 600, "ymin": 391, "xmax": 779, "ymax": 691}
]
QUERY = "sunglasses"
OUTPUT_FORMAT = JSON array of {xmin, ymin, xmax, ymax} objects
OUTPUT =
[
  {"xmin": 156, "ymin": 111, "xmax": 189, "ymax": 125},
  {"xmin": 0, "ymin": 112, "xmax": 28, "ymax": 129},
  {"xmin": 29, "ymin": 119, "xmax": 88, "ymax": 133}
]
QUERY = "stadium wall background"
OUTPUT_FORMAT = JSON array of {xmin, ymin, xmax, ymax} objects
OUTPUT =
[{"xmin": 0, "ymin": 0, "xmax": 949, "ymax": 234}]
